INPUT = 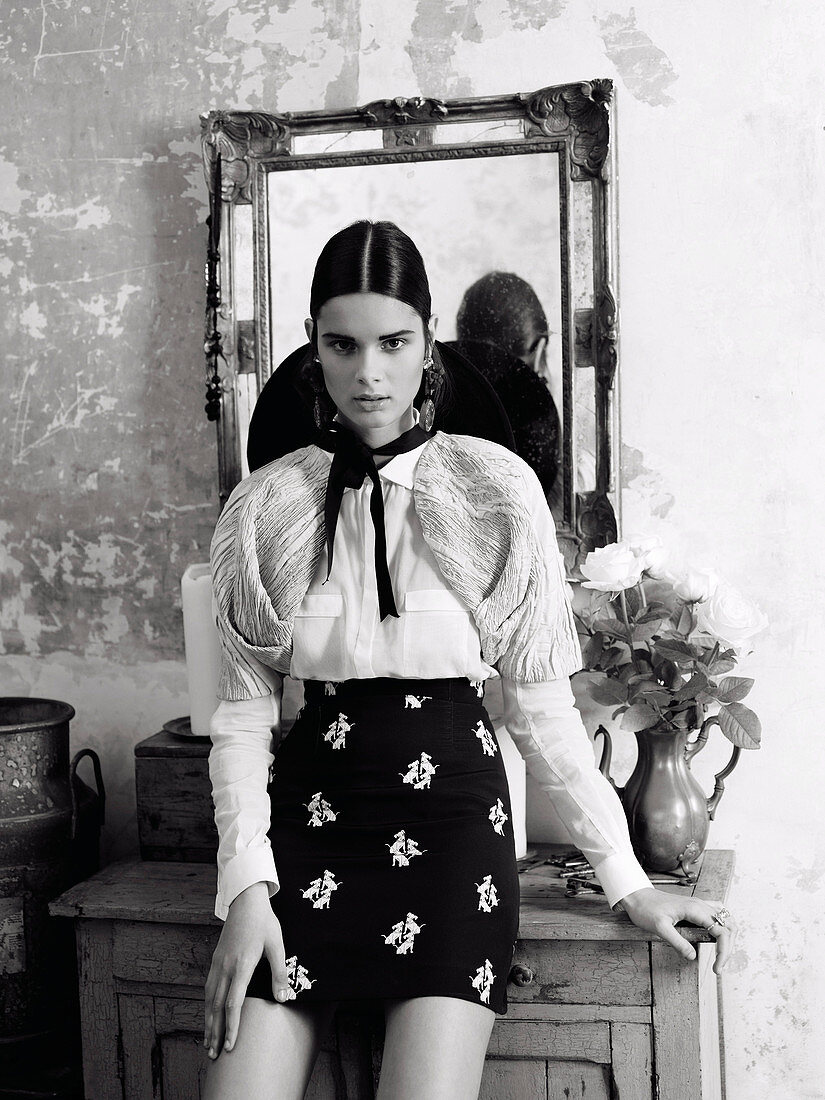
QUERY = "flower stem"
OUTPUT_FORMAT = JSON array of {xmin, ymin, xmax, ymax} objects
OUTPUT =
[
  {"xmin": 636, "ymin": 579, "xmax": 647, "ymax": 611},
  {"xmin": 618, "ymin": 589, "xmax": 643, "ymax": 673}
]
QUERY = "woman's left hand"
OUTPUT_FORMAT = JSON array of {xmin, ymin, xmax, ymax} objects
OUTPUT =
[{"xmin": 619, "ymin": 887, "xmax": 735, "ymax": 975}]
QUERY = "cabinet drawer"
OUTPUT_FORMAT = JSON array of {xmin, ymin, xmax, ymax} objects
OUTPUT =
[
  {"xmin": 488, "ymin": 1019, "xmax": 611, "ymax": 1062},
  {"xmin": 113, "ymin": 922, "xmax": 218, "ymax": 985},
  {"xmin": 508, "ymin": 940, "xmax": 651, "ymax": 1006}
]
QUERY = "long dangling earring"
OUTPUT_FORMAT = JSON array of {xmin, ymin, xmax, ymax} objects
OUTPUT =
[
  {"xmin": 311, "ymin": 355, "xmax": 327, "ymax": 430},
  {"xmin": 419, "ymin": 355, "xmax": 436, "ymax": 433}
]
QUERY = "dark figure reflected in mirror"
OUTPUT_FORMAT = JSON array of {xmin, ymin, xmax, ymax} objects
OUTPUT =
[{"xmin": 449, "ymin": 272, "xmax": 562, "ymax": 510}]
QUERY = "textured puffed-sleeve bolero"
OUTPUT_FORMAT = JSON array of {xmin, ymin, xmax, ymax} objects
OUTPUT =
[
  {"xmin": 209, "ymin": 433, "xmax": 582, "ymax": 700},
  {"xmin": 207, "ymin": 434, "xmax": 656, "ymax": 917}
]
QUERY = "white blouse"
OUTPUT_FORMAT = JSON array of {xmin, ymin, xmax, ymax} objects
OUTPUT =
[{"xmin": 208, "ymin": 442, "xmax": 653, "ymax": 920}]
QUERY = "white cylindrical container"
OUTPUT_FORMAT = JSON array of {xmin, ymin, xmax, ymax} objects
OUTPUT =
[
  {"xmin": 484, "ymin": 676, "xmax": 528, "ymax": 858},
  {"xmin": 494, "ymin": 724, "xmax": 528, "ymax": 859},
  {"xmin": 181, "ymin": 563, "xmax": 222, "ymax": 736}
]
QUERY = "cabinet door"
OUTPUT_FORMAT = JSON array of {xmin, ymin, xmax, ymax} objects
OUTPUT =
[
  {"xmin": 158, "ymin": 1032, "xmax": 207, "ymax": 1100},
  {"xmin": 479, "ymin": 1058, "xmax": 548, "ymax": 1099},
  {"xmin": 481, "ymin": 1018, "xmax": 653, "ymax": 1100},
  {"xmin": 122, "ymin": 1000, "xmax": 652, "ymax": 1099},
  {"xmin": 151, "ymin": 996, "xmax": 367, "ymax": 1099}
]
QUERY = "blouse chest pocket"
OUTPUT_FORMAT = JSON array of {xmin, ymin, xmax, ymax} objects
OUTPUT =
[
  {"xmin": 402, "ymin": 588, "xmax": 472, "ymax": 678},
  {"xmin": 292, "ymin": 592, "xmax": 346, "ymax": 678}
]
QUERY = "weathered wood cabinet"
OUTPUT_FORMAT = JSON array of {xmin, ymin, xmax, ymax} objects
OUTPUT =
[{"xmin": 50, "ymin": 847, "xmax": 732, "ymax": 1100}]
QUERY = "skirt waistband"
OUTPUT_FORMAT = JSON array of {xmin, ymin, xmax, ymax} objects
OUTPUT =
[{"xmin": 302, "ymin": 677, "xmax": 485, "ymax": 706}]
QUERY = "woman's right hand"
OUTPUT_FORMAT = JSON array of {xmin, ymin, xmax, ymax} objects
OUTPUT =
[{"xmin": 203, "ymin": 881, "xmax": 295, "ymax": 1060}]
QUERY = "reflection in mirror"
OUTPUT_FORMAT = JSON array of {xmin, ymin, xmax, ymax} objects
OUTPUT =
[{"xmin": 266, "ymin": 153, "xmax": 565, "ymax": 505}]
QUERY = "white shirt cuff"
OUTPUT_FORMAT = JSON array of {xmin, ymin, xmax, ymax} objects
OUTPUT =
[
  {"xmin": 214, "ymin": 848, "xmax": 280, "ymax": 921},
  {"xmin": 591, "ymin": 851, "xmax": 655, "ymax": 909}
]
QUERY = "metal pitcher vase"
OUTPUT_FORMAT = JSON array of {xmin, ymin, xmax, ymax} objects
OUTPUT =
[
  {"xmin": 596, "ymin": 716, "xmax": 741, "ymax": 878},
  {"xmin": 0, "ymin": 698, "xmax": 105, "ymax": 1055}
]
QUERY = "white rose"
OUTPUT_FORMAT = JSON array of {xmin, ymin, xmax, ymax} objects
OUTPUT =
[
  {"xmin": 624, "ymin": 534, "xmax": 662, "ymax": 557},
  {"xmin": 673, "ymin": 568, "xmax": 719, "ymax": 603},
  {"xmin": 643, "ymin": 545, "xmax": 671, "ymax": 579},
  {"xmin": 694, "ymin": 582, "xmax": 768, "ymax": 647},
  {"xmin": 580, "ymin": 542, "xmax": 644, "ymax": 592},
  {"xmin": 624, "ymin": 534, "xmax": 670, "ymax": 578}
]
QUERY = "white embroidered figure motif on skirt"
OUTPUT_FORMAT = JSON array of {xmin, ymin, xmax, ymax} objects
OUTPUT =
[
  {"xmin": 476, "ymin": 874, "xmax": 499, "ymax": 913},
  {"xmin": 474, "ymin": 720, "xmax": 498, "ymax": 756},
  {"xmin": 403, "ymin": 695, "xmax": 432, "ymax": 709},
  {"xmin": 324, "ymin": 681, "xmax": 338, "ymax": 696},
  {"xmin": 400, "ymin": 752, "xmax": 439, "ymax": 789},
  {"xmin": 382, "ymin": 912, "xmax": 424, "ymax": 954},
  {"xmin": 300, "ymin": 869, "xmax": 341, "ymax": 909},
  {"xmin": 304, "ymin": 792, "xmax": 338, "ymax": 827},
  {"xmin": 488, "ymin": 798, "xmax": 509, "ymax": 835},
  {"xmin": 470, "ymin": 680, "xmax": 485, "ymax": 698},
  {"xmin": 286, "ymin": 955, "xmax": 316, "ymax": 993},
  {"xmin": 470, "ymin": 959, "xmax": 495, "ymax": 1004},
  {"xmin": 387, "ymin": 828, "xmax": 427, "ymax": 867},
  {"xmin": 323, "ymin": 713, "xmax": 352, "ymax": 750}
]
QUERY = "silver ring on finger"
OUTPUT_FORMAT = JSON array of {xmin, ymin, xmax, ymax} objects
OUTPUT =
[{"xmin": 710, "ymin": 906, "xmax": 731, "ymax": 928}]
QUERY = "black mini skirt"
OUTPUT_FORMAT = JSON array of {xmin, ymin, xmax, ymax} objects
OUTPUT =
[{"xmin": 245, "ymin": 677, "xmax": 520, "ymax": 1015}]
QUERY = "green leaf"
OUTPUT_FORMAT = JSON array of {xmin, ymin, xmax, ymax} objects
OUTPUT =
[
  {"xmin": 674, "ymin": 670, "xmax": 710, "ymax": 702},
  {"xmin": 582, "ymin": 632, "xmax": 605, "ymax": 667},
  {"xmin": 600, "ymin": 645, "xmax": 629, "ymax": 670},
  {"xmin": 625, "ymin": 586, "xmax": 644, "ymax": 617},
  {"xmin": 706, "ymin": 656, "xmax": 737, "ymax": 675},
  {"xmin": 593, "ymin": 617, "xmax": 629, "ymax": 640},
  {"xmin": 658, "ymin": 658, "xmax": 682, "ymax": 689},
  {"xmin": 670, "ymin": 708, "xmax": 695, "ymax": 730},
  {"xmin": 589, "ymin": 678, "xmax": 629, "ymax": 706},
  {"xmin": 637, "ymin": 602, "xmax": 672, "ymax": 623},
  {"xmin": 655, "ymin": 638, "xmax": 701, "ymax": 663},
  {"xmin": 675, "ymin": 604, "xmax": 694, "ymax": 636},
  {"xmin": 631, "ymin": 649, "xmax": 655, "ymax": 670},
  {"xmin": 633, "ymin": 619, "xmax": 668, "ymax": 642},
  {"xmin": 632, "ymin": 688, "xmax": 673, "ymax": 706},
  {"xmin": 718, "ymin": 703, "xmax": 762, "ymax": 749},
  {"xmin": 620, "ymin": 703, "xmax": 663, "ymax": 733},
  {"xmin": 716, "ymin": 676, "xmax": 754, "ymax": 703}
]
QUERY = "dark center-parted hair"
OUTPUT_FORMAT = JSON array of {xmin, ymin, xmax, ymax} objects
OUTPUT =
[
  {"xmin": 456, "ymin": 272, "xmax": 548, "ymax": 362},
  {"xmin": 309, "ymin": 220, "xmax": 433, "ymax": 335},
  {"xmin": 306, "ymin": 220, "xmax": 450, "ymax": 417}
]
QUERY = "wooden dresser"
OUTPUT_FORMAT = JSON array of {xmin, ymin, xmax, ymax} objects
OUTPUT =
[{"xmin": 49, "ymin": 846, "xmax": 731, "ymax": 1099}]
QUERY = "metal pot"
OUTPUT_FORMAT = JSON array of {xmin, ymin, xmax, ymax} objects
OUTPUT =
[
  {"xmin": 0, "ymin": 698, "xmax": 104, "ymax": 1051},
  {"xmin": 596, "ymin": 716, "xmax": 740, "ymax": 878}
]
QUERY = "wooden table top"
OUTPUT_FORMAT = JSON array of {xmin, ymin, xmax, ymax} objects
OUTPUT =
[{"xmin": 50, "ymin": 845, "xmax": 733, "ymax": 945}]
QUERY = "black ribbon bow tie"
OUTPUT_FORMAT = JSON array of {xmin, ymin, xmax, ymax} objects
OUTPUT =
[{"xmin": 315, "ymin": 422, "xmax": 434, "ymax": 621}]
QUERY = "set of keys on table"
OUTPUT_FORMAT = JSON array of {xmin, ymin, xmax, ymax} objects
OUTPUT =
[{"xmin": 519, "ymin": 850, "xmax": 693, "ymax": 898}]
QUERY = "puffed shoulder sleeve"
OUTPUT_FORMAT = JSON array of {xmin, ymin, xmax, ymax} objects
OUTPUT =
[
  {"xmin": 495, "ymin": 460, "xmax": 582, "ymax": 683},
  {"xmin": 210, "ymin": 478, "xmax": 288, "ymax": 701}
]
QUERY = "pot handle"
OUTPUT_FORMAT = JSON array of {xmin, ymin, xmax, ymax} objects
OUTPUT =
[
  {"xmin": 693, "ymin": 715, "xmax": 742, "ymax": 820},
  {"xmin": 594, "ymin": 726, "xmax": 617, "ymax": 790},
  {"xmin": 685, "ymin": 717, "xmax": 712, "ymax": 762},
  {"xmin": 70, "ymin": 748, "xmax": 106, "ymax": 840}
]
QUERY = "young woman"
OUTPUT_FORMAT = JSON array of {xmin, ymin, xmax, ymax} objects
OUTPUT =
[{"xmin": 203, "ymin": 221, "xmax": 734, "ymax": 1100}]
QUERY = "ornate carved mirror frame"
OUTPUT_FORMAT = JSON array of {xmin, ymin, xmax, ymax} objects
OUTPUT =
[{"xmin": 200, "ymin": 80, "xmax": 619, "ymax": 564}]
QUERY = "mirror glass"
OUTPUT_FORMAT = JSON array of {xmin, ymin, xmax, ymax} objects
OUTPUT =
[
  {"xmin": 266, "ymin": 155, "xmax": 571, "ymax": 500},
  {"xmin": 267, "ymin": 155, "xmax": 561, "ymax": 375}
]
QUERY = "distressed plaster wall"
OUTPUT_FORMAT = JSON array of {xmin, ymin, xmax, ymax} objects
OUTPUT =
[{"xmin": 2, "ymin": 2, "xmax": 823, "ymax": 1095}]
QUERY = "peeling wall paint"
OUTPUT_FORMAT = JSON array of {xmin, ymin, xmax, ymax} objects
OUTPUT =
[
  {"xmin": 596, "ymin": 8, "xmax": 678, "ymax": 106},
  {"xmin": 2, "ymin": 2, "xmax": 824, "ymax": 1095}
]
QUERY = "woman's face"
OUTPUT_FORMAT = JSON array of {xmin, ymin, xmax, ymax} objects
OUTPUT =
[{"xmin": 307, "ymin": 292, "xmax": 436, "ymax": 447}]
